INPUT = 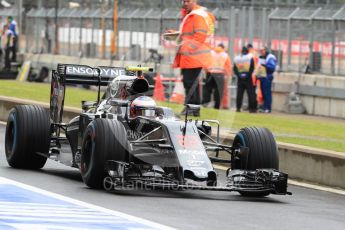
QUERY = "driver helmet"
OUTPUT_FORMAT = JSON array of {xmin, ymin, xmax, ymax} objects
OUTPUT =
[{"xmin": 130, "ymin": 96, "xmax": 156, "ymax": 118}]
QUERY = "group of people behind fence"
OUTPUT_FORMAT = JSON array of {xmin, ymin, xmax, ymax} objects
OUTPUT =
[
  {"xmin": 170, "ymin": 0, "xmax": 277, "ymax": 115},
  {"xmin": 234, "ymin": 44, "xmax": 277, "ymax": 113},
  {"xmin": 0, "ymin": 16, "xmax": 18, "ymax": 71}
]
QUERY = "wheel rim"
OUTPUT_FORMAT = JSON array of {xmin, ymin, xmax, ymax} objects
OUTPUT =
[
  {"xmin": 5, "ymin": 116, "xmax": 16, "ymax": 158},
  {"xmin": 234, "ymin": 132, "xmax": 246, "ymax": 148},
  {"xmin": 232, "ymin": 132, "xmax": 247, "ymax": 169}
]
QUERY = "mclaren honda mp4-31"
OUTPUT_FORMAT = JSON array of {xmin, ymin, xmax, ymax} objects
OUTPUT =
[{"xmin": 5, "ymin": 64, "xmax": 291, "ymax": 197}]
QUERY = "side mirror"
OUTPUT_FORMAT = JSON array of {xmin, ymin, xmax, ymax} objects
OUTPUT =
[
  {"xmin": 186, "ymin": 104, "xmax": 201, "ymax": 111},
  {"xmin": 82, "ymin": 101, "xmax": 97, "ymax": 112},
  {"xmin": 185, "ymin": 104, "xmax": 201, "ymax": 116}
]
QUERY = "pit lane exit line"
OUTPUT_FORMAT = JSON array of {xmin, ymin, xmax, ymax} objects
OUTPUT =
[{"xmin": 0, "ymin": 177, "xmax": 175, "ymax": 230}]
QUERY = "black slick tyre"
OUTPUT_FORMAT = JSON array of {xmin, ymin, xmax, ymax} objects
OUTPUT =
[
  {"xmin": 232, "ymin": 127, "xmax": 278, "ymax": 197},
  {"xmin": 80, "ymin": 119, "xmax": 128, "ymax": 189},
  {"xmin": 5, "ymin": 105, "xmax": 51, "ymax": 169}
]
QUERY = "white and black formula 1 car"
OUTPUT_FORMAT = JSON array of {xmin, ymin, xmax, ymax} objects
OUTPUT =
[{"xmin": 5, "ymin": 64, "xmax": 291, "ymax": 197}]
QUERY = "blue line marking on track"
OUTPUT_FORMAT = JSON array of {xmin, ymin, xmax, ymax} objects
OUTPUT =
[{"xmin": 0, "ymin": 177, "xmax": 174, "ymax": 230}]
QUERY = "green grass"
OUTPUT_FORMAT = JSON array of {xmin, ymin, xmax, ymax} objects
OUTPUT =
[
  {"xmin": 160, "ymin": 102, "xmax": 345, "ymax": 152},
  {"xmin": 1, "ymin": 80, "xmax": 345, "ymax": 153},
  {"xmin": 0, "ymin": 80, "xmax": 98, "ymax": 108}
]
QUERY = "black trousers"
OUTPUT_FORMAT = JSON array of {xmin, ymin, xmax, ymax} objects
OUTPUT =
[
  {"xmin": 4, "ymin": 47, "xmax": 11, "ymax": 70},
  {"xmin": 236, "ymin": 77, "xmax": 257, "ymax": 112},
  {"xmin": 11, "ymin": 37, "xmax": 17, "ymax": 62},
  {"xmin": 202, "ymin": 72, "xmax": 224, "ymax": 109},
  {"xmin": 181, "ymin": 68, "xmax": 202, "ymax": 105},
  {"xmin": 4, "ymin": 37, "xmax": 17, "ymax": 70}
]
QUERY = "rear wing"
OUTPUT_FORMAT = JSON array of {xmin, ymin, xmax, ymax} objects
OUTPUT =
[
  {"xmin": 56, "ymin": 64, "xmax": 135, "ymax": 86},
  {"xmin": 50, "ymin": 64, "xmax": 153, "ymax": 123}
]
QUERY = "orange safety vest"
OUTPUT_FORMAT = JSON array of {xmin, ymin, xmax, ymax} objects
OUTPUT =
[
  {"xmin": 250, "ymin": 51, "xmax": 259, "ymax": 86},
  {"xmin": 173, "ymin": 5, "xmax": 212, "ymax": 69},
  {"xmin": 205, "ymin": 10, "xmax": 216, "ymax": 47},
  {"xmin": 207, "ymin": 47, "xmax": 232, "ymax": 76},
  {"xmin": 249, "ymin": 50, "xmax": 263, "ymax": 104},
  {"xmin": 181, "ymin": 7, "xmax": 215, "ymax": 47}
]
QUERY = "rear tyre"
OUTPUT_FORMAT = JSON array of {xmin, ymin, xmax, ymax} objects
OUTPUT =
[
  {"xmin": 232, "ymin": 127, "xmax": 278, "ymax": 197},
  {"xmin": 80, "ymin": 119, "xmax": 128, "ymax": 189},
  {"xmin": 5, "ymin": 105, "xmax": 50, "ymax": 169}
]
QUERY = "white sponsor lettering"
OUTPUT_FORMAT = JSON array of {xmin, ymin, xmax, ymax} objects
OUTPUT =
[
  {"xmin": 178, "ymin": 150, "xmax": 203, "ymax": 155},
  {"xmin": 103, "ymin": 68, "xmax": 110, "ymax": 75},
  {"xmin": 111, "ymin": 69, "xmax": 126, "ymax": 76},
  {"xmin": 191, "ymin": 168, "xmax": 208, "ymax": 177},
  {"xmin": 186, "ymin": 160, "xmax": 205, "ymax": 167},
  {"xmin": 65, "ymin": 66, "xmax": 126, "ymax": 77},
  {"xmin": 86, "ymin": 68, "xmax": 93, "ymax": 75},
  {"xmin": 66, "ymin": 66, "xmax": 73, "ymax": 73},
  {"xmin": 127, "ymin": 130, "xmax": 144, "ymax": 140}
]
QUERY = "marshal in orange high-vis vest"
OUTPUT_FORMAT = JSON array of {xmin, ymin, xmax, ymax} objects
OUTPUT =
[
  {"xmin": 206, "ymin": 10, "xmax": 216, "ymax": 47},
  {"xmin": 207, "ymin": 45, "xmax": 232, "ymax": 109},
  {"xmin": 207, "ymin": 46, "xmax": 232, "ymax": 76},
  {"xmin": 173, "ymin": 5, "xmax": 212, "ymax": 69}
]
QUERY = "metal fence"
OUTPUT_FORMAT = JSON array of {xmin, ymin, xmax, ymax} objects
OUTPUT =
[
  {"xmin": 268, "ymin": 6, "xmax": 345, "ymax": 75},
  {"xmin": 2, "ymin": 6, "xmax": 345, "ymax": 76},
  {"xmin": 22, "ymin": 7, "xmax": 271, "ymax": 69}
]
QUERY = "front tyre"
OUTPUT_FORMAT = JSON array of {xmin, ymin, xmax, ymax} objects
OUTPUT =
[
  {"xmin": 232, "ymin": 127, "xmax": 279, "ymax": 197},
  {"xmin": 80, "ymin": 119, "xmax": 128, "ymax": 189},
  {"xmin": 5, "ymin": 105, "xmax": 51, "ymax": 169}
]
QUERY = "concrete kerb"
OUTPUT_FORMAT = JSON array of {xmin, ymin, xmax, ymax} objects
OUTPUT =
[{"xmin": 1, "ymin": 95, "xmax": 345, "ymax": 190}]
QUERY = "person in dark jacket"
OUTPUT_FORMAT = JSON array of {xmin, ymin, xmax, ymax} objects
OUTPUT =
[
  {"xmin": 255, "ymin": 47, "xmax": 277, "ymax": 113},
  {"xmin": 233, "ymin": 46, "xmax": 256, "ymax": 113},
  {"xmin": 3, "ymin": 25, "xmax": 14, "ymax": 70},
  {"xmin": 7, "ymin": 16, "xmax": 17, "ymax": 63}
]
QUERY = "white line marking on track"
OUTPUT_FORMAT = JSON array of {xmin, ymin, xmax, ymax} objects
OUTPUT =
[
  {"xmin": 7, "ymin": 224, "xmax": 89, "ymax": 230},
  {"xmin": 288, "ymin": 180, "xmax": 345, "ymax": 196},
  {"xmin": 0, "ymin": 121, "xmax": 6, "ymax": 125},
  {"xmin": 0, "ymin": 201, "xmax": 74, "ymax": 207},
  {"xmin": 0, "ymin": 216, "xmax": 132, "ymax": 224},
  {"xmin": 0, "ymin": 177, "xmax": 176, "ymax": 230},
  {"xmin": 213, "ymin": 164, "xmax": 345, "ymax": 196},
  {"xmin": 0, "ymin": 209, "xmax": 113, "ymax": 216},
  {"xmin": 0, "ymin": 211, "xmax": 121, "ymax": 220},
  {"xmin": 0, "ymin": 205, "xmax": 101, "ymax": 213}
]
